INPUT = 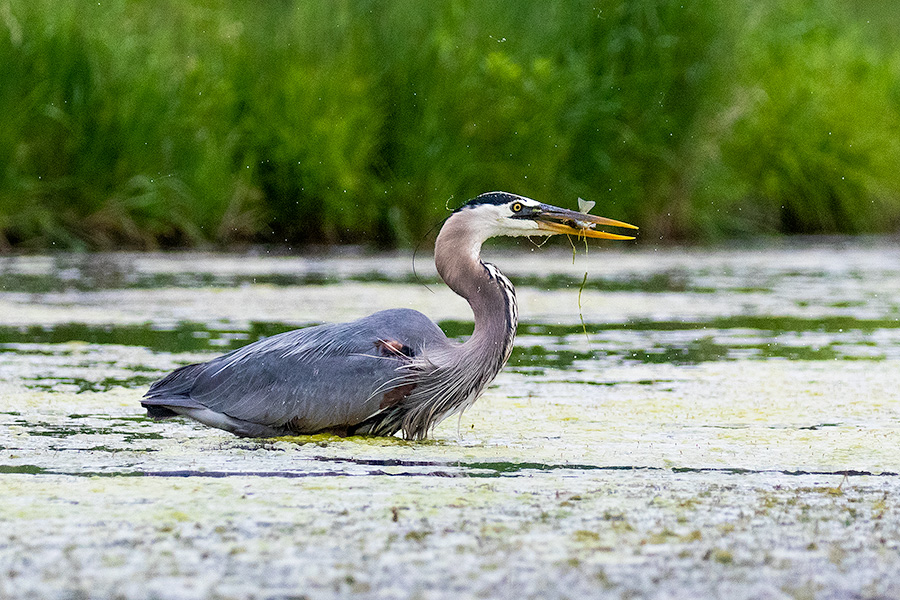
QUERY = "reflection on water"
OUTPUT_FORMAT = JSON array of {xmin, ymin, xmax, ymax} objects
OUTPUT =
[
  {"xmin": 1, "ymin": 242, "xmax": 899, "ymax": 473},
  {"xmin": 1, "ymin": 243, "xmax": 900, "ymax": 397},
  {"xmin": 2, "ymin": 243, "xmax": 900, "ymax": 600},
  {"xmin": 2, "ymin": 311, "xmax": 898, "ymax": 396},
  {"xmin": 0, "ymin": 254, "xmax": 710, "ymax": 294}
]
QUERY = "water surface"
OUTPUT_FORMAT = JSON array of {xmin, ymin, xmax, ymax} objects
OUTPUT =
[{"xmin": 1, "ymin": 241, "xmax": 899, "ymax": 599}]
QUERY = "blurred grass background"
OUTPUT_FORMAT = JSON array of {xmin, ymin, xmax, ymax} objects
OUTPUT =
[{"xmin": 1, "ymin": 0, "xmax": 898, "ymax": 250}]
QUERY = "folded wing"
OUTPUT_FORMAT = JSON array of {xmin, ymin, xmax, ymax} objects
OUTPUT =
[{"xmin": 142, "ymin": 308, "xmax": 448, "ymax": 435}]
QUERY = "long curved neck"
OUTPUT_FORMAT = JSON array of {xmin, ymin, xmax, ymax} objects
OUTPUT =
[
  {"xmin": 434, "ymin": 213, "xmax": 518, "ymax": 368},
  {"xmin": 377, "ymin": 211, "xmax": 519, "ymax": 440}
]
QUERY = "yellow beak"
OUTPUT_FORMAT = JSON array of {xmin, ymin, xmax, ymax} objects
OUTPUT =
[{"xmin": 532, "ymin": 203, "xmax": 638, "ymax": 240}]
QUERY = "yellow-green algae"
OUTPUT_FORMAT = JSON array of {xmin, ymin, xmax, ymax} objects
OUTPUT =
[{"xmin": 1, "ymin": 244, "xmax": 900, "ymax": 599}]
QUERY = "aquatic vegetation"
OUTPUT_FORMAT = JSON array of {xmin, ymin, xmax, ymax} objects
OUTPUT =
[
  {"xmin": 1, "ymin": 1, "xmax": 899, "ymax": 249},
  {"xmin": 1, "ymin": 247, "xmax": 899, "ymax": 598}
]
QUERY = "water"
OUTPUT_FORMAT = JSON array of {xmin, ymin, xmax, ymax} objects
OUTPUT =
[{"xmin": 1, "ymin": 240, "xmax": 899, "ymax": 599}]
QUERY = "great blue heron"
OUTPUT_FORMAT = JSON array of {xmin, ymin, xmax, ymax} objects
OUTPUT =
[{"xmin": 142, "ymin": 192, "xmax": 637, "ymax": 439}]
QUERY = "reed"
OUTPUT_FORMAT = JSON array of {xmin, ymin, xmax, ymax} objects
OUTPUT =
[{"xmin": 0, "ymin": 0, "xmax": 897, "ymax": 249}]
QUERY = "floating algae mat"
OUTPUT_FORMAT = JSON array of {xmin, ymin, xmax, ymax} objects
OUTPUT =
[{"xmin": 1, "ymin": 242, "xmax": 900, "ymax": 599}]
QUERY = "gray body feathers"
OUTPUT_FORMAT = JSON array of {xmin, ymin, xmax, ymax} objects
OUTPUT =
[{"xmin": 142, "ymin": 308, "xmax": 452, "ymax": 437}]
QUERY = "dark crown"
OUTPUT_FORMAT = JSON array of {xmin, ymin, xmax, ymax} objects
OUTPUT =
[{"xmin": 454, "ymin": 191, "xmax": 523, "ymax": 212}]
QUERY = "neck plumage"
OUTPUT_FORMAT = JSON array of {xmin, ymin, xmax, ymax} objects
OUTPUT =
[
  {"xmin": 367, "ymin": 211, "xmax": 518, "ymax": 440},
  {"xmin": 434, "ymin": 212, "xmax": 518, "ymax": 371}
]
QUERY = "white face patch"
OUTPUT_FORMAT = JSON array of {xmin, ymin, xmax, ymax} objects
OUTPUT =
[
  {"xmin": 451, "ymin": 195, "xmax": 549, "ymax": 247},
  {"xmin": 503, "ymin": 198, "xmax": 540, "ymax": 218},
  {"xmin": 457, "ymin": 203, "xmax": 536, "ymax": 239},
  {"xmin": 499, "ymin": 198, "xmax": 544, "ymax": 236}
]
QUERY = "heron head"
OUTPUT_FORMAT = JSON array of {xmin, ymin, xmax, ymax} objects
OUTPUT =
[{"xmin": 455, "ymin": 191, "xmax": 638, "ymax": 240}]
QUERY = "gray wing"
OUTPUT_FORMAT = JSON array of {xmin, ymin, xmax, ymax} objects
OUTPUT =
[{"xmin": 142, "ymin": 308, "xmax": 448, "ymax": 434}]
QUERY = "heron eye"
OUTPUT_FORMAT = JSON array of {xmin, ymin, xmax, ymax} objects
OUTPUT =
[{"xmin": 511, "ymin": 202, "xmax": 523, "ymax": 213}]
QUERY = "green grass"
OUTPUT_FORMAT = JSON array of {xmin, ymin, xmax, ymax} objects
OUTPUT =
[{"xmin": 0, "ymin": 0, "xmax": 898, "ymax": 249}]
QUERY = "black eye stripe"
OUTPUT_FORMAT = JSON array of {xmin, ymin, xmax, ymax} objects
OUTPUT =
[{"xmin": 454, "ymin": 192, "xmax": 535, "ymax": 213}]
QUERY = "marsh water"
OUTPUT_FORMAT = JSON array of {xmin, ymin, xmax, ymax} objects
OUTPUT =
[{"xmin": 1, "ymin": 240, "xmax": 899, "ymax": 599}]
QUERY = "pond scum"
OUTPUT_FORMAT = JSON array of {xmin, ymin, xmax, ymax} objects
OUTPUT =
[{"xmin": 1, "ymin": 246, "xmax": 899, "ymax": 597}]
